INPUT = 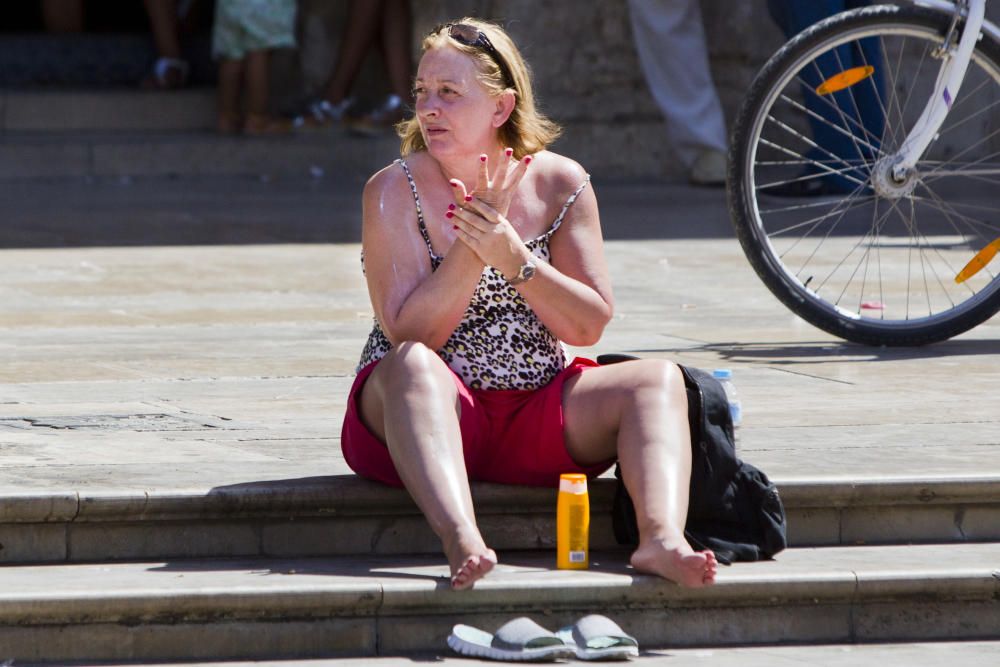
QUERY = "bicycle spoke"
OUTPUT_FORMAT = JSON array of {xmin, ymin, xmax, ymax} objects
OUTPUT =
[
  {"xmin": 920, "ymin": 128, "xmax": 1000, "ymax": 181},
  {"xmin": 757, "ymin": 161, "xmax": 875, "ymax": 191},
  {"xmin": 910, "ymin": 184, "xmax": 995, "ymax": 288},
  {"xmin": 809, "ymin": 59, "xmax": 874, "ymax": 160},
  {"xmin": 776, "ymin": 93, "xmax": 884, "ymax": 157},
  {"xmin": 760, "ymin": 192, "xmax": 875, "ymax": 215},
  {"xmin": 832, "ymin": 46, "xmax": 881, "ymax": 158},
  {"xmin": 762, "ymin": 113, "xmax": 874, "ymax": 176},
  {"xmin": 821, "ymin": 198, "xmax": 897, "ymax": 297},
  {"xmin": 757, "ymin": 137, "xmax": 870, "ymax": 188}
]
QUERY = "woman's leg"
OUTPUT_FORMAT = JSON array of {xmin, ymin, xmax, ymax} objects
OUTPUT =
[
  {"xmin": 562, "ymin": 359, "xmax": 717, "ymax": 587},
  {"xmin": 357, "ymin": 342, "xmax": 496, "ymax": 590}
]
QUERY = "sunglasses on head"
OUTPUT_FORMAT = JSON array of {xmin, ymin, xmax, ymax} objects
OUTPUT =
[{"xmin": 437, "ymin": 22, "xmax": 514, "ymax": 88}]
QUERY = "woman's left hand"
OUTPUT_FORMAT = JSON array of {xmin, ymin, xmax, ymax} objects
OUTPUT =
[{"xmin": 447, "ymin": 196, "xmax": 531, "ymax": 280}]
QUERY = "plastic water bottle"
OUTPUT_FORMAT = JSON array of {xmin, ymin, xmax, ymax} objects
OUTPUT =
[
  {"xmin": 712, "ymin": 369, "xmax": 743, "ymax": 427},
  {"xmin": 556, "ymin": 473, "xmax": 590, "ymax": 569}
]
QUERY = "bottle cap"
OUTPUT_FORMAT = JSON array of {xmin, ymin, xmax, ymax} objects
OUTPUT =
[
  {"xmin": 559, "ymin": 473, "xmax": 588, "ymax": 494},
  {"xmin": 712, "ymin": 368, "xmax": 732, "ymax": 379}
]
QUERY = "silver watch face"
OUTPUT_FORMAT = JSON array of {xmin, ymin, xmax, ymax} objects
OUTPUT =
[{"xmin": 519, "ymin": 262, "xmax": 536, "ymax": 280}]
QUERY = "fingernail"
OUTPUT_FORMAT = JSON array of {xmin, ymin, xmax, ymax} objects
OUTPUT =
[
  {"xmin": 448, "ymin": 203, "xmax": 456, "ymax": 210},
  {"xmin": 464, "ymin": 195, "xmax": 473, "ymax": 202},
  {"xmin": 450, "ymin": 181, "xmax": 459, "ymax": 187},
  {"xmin": 524, "ymin": 155, "xmax": 533, "ymax": 164},
  {"xmin": 445, "ymin": 211, "xmax": 454, "ymax": 219},
  {"xmin": 452, "ymin": 224, "xmax": 458, "ymax": 230},
  {"xmin": 505, "ymin": 147, "xmax": 513, "ymax": 156},
  {"xmin": 480, "ymin": 155, "xmax": 487, "ymax": 162}
]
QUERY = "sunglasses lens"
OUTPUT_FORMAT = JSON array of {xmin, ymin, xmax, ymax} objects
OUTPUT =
[{"xmin": 448, "ymin": 24, "xmax": 480, "ymax": 46}]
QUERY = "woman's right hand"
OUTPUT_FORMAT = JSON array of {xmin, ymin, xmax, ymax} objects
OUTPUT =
[{"xmin": 449, "ymin": 149, "xmax": 532, "ymax": 217}]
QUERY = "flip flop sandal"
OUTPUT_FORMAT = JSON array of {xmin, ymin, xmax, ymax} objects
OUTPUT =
[
  {"xmin": 142, "ymin": 57, "xmax": 190, "ymax": 90},
  {"xmin": 447, "ymin": 617, "xmax": 574, "ymax": 662},
  {"xmin": 555, "ymin": 614, "xmax": 639, "ymax": 661}
]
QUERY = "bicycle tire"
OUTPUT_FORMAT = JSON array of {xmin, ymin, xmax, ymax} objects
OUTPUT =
[{"xmin": 728, "ymin": 3, "xmax": 1000, "ymax": 345}]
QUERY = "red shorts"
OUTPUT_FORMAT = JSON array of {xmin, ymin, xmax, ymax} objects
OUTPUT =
[{"xmin": 340, "ymin": 357, "xmax": 614, "ymax": 488}]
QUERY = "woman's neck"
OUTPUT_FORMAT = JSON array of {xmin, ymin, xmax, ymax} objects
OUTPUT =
[{"xmin": 434, "ymin": 145, "xmax": 505, "ymax": 190}]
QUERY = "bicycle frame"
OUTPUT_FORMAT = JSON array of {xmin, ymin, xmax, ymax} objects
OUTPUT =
[{"xmin": 893, "ymin": 0, "xmax": 994, "ymax": 176}]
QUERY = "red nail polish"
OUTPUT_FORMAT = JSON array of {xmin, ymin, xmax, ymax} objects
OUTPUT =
[
  {"xmin": 452, "ymin": 225, "xmax": 458, "ymax": 230},
  {"xmin": 448, "ymin": 203, "xmax": 456, "ymax": 210},
  {"xmin": 445, "ymin": 211, "xmax": 454, "ymax": 218},
  {"xmin": 480, "ymin": 155, "xmax": 487, "ymax": 162},
  {"xmin": 505, "ymin": 148, "xmax": 513, "ymax": 156},
  {"xmin": 450, "ymin": 181, "xmax": 458, "ymax": 187},
  {"xmin": 464, "ymin": 195, "xmax": 473, "ymax": 202},
  {"xmin": 524, "ymin": 155, "xmax": 533, "ymax": 164}
]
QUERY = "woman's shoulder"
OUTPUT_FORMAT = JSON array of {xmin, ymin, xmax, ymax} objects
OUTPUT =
[
  {"xmin": 364, "ymin": 159, "xmax": 407, "ymax": 196},
  {"xmin": 529, "ymin": 151, "xmax": 589, "ymax": 192}
]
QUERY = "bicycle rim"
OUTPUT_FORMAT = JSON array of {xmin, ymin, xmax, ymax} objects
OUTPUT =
[{"xmin": 730, "ymin": 5, "xmax": 1000, "ymax": 345}]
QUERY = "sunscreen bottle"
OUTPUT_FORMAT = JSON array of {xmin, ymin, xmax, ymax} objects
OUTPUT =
[{"xmin": 556, "ymin": 473, "xmax": 590, "ymax": 569}]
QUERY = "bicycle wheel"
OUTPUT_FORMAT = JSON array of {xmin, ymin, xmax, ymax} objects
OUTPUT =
[{"xmin": 728, "ymin": 3, "xmax": 1000, "ymax": 345}]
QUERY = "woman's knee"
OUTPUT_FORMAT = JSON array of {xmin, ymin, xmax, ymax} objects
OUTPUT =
[
  {"xmin": 374, "ymin": 341, "xmax": 457, "ymax": 399},
  {"xmin": 629, "ymin": 359, "xmax": 687, "ymax": 407}
]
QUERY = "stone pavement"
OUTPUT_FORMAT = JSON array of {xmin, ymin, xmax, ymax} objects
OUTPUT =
[
  {"xmin": 1, "ymin": 174, "xmax": 997, "ymax": 493},
  {"xmin": 0, "ymin": 173, "xmax": 998, "ymax": 663}
]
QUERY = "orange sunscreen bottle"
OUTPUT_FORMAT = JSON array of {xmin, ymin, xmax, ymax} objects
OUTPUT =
[{"xmin": 557, "ymin": 473, "xmax": 590, "ymax": 569}]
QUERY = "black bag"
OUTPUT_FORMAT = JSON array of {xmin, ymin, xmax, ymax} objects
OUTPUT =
[{"xmin": 597, "ymin": 355, "xmax": 787, "ymax": 565}]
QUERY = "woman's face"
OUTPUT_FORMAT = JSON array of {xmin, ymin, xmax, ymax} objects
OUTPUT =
[{"xmin": 414, "ymin": 45, "xmax": 505, "ymax": 160}]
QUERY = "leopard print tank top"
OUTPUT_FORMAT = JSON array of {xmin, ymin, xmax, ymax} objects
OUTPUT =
[{"xmin": 356, "ymin": 159, "xmax": 590, "ymax": 390}]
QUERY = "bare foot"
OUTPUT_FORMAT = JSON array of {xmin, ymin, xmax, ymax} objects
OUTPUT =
[
  {"xmin": 630, "ymin": 538, "xmax": 718, "ymax": 588},
  {"xmin": 449, "ymin": 550, "xmax": 498, "ymax": 590}
]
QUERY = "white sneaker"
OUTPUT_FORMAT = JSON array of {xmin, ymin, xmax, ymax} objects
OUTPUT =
[{"xmin": 689, "ymin": 149, "xmax": 727, "ymax": 186}]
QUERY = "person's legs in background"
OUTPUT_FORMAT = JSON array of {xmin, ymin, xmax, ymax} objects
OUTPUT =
[
  {"xmin": 766, "ymin": 0, "xmax": 885, "ymax": 195},
  {"xmin": 142, "ymin": 0, "xmax": 190, "ymax": 90},
  {"xmin": 627, "ymin": 0, "xmax": 729, "ymax": 186}
]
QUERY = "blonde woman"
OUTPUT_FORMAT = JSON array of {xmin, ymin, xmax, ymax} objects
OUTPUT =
[{"xmin": 341, "ymin": 19, "xmax": 718, "ymax": 591}]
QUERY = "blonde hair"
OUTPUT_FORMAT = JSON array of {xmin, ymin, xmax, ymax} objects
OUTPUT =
[{"xmin": 398, "ymin": 17, "xmax": 562, "ymax": 159}]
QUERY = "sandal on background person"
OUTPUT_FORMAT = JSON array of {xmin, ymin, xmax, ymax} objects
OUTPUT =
[
  {"xmin": 294, "ymin": 97, "xmax": 355, "ymax": 129},
  {"xmin": 241, "ymin": 113, "xmax": 294, "ymax": 137},
  {"xmin": 346, "ymin": 94, "xmax": 406, "ymax": 137},
  {"xmin": 141, "ymin": 56, "xmax": 190, "ymax": 90},
  {"xmin": 447, "ymin": 617, "xmax": 574, "ymax": 662},
  {"xmin": 555, "ymin": 614, "xmax": 639, "ymax": 661}
]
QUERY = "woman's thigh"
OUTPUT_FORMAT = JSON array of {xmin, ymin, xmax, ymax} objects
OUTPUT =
[
  {"xmin": 356, "ymin": 342, "xmax": 461, "ymax": 443},
  {"xmin": 561, "ymin": 359, "xmax": 683, "ymax": 466}
]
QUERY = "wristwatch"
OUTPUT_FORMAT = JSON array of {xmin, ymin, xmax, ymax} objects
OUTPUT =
[{"xmin": 507, "ymin": 260, "xmax": 537, "ymax": 285}]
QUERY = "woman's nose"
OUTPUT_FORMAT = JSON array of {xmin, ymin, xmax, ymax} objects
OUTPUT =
[{"xmin": 416, "ymin": 95, "xmax": 439, "ymax": 118}]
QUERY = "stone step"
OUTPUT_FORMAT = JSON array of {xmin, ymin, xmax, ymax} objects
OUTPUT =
[
  {"xmin": 1, "ymin": 542, "xmax": 998, "ymax": 663},
  {"xmin": 1, "ymin": 88, "xmax": 217, "ymax": 132},
  {"xmin": 0, "ymin": 129, "xmax": 400, "ymax": 181},
  {"xmin": 66, "ymin": 640, "xmax": 1000, "ymax": 667},
  {"xmin": 2, "ymin": 475, "xmax": 998, "ymax": 564}
]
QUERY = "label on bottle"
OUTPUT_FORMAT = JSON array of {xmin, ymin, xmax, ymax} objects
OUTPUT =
[
  {"xmin": 730, "ymin": 401, "xmax": 742, "ymax": 425},
  {"xmin": 569, "ymin": 551, "xmax": 586, "ymax": 563}
]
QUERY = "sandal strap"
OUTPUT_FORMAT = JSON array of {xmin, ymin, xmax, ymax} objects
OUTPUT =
[{"xmin": 153, "ymin": 57, "xmax": 189, "ymax": 83}]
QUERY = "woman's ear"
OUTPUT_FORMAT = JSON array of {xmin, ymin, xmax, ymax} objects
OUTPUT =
[{"xmin": 492, "ymin": 89, "xmax": 516, "ymax": 128}]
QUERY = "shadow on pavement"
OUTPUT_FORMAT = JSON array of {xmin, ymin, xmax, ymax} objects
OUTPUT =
[{"xmin": 630, "ymin": 338, "xmax": 1000, "ymax": 362}]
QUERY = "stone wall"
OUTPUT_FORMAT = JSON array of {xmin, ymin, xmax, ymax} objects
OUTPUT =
[{"xmin": 291, "ymin": 1, "xmax": 788, "ymax": 179}]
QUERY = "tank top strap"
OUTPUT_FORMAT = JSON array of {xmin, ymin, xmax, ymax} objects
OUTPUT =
[
  {"xmin": 547, "ymin": 175, "xmax": 591, "ymax": 235},
  {"xmin": 397, "ymin": 159, "xmax": 437, "ymax": 259}
]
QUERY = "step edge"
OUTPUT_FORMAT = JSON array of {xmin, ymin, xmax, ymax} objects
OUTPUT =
[{"xmin": 3, "ymin": 476, "xmax": 999, "ymax": 523}]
